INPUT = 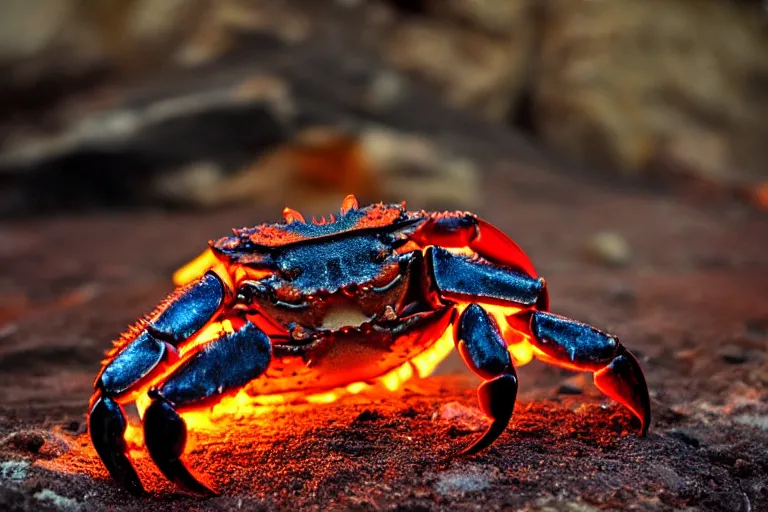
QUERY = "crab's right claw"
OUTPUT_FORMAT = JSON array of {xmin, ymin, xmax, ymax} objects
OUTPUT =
[
  {"xmin": 594, "ymin": 347, "xmax": 651, "ymax": 435},
  {"xmin": 89, "ymin": 272, "xmax": 227, "ymax": 495}
]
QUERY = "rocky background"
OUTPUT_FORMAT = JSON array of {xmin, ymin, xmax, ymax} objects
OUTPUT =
[
  {"xmin": 1, "ymin": 1, "xmax": 768, "ymax": 511},
  {"xmin": 1, "ymin": 0, "xmax": 767, "ymax": 216}
]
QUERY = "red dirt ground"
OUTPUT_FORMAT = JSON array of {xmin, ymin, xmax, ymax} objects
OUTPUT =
[{"xmin": 1, "ymin": 166, "xmax": 767, "ymax": 511}]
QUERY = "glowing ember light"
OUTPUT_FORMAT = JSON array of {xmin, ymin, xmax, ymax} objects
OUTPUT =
[
  {"xmin": 346, "ymin": 382, "xmax": 369, "ymax": 394},
  {"xmin": 509, "ymin": 340, "xmax": 534, "ymax": 366},
  {"xmin": 446, "ymin": 247, "xmax": 477, "ymax": 257},
  {"xmin": 135, "ymin": 393, "xmax": 151, "ymax": 420},
  {"xmin": 250, "ymin": 393, "xmax": 286, "ymax": 406},
  {"xmin": 124, "ymin": 424, "xmax": 145, "ymax": 456},
  {"xmin": 482, "ymin": 304, "xmax": 534, "ymax": 366},
  {"xmin": 380, "ymin": 368, "xmax": 404, "ymax": 392},
  {"xmin": 121, "ymin": 302, "xmax": 539, "ymax": 453},
  {"xmin": 179, "ymin": 320, "xmax": 234, "ymax": 357},
  {"xmin": 306, "ymin": 391, "xmax": 342, "ymax": 404},
  {"xmin": 752, "ymin": 183, "xmax": 768, "ymax": 210},
  {"xmin": 172, "ymin": 249, "xmax": 220, "ymax": 286},
  {"xmin": 411, "ymin": 329, "xmax": 455, "ymax": 377}
]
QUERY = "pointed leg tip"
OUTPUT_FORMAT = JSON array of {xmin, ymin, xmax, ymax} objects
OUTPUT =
[
  {"xmin": 201, "ymin": 486, "xmax": 221, "ymax": 497},
  {"xmin": 122, "ymin": 480, "xmax": 148, "ymax": 497},
  {"xmin": 594, "ymin": 348, "xmax": 652, "ymax": 436},
  {"xmin": 459, "ymin": 441, "xmax": 486, "ymax": 457},
  {"xmin": 637, "ymin": 404, "xmax": 651, "ymax": 437},
  {"xmin": 458, "ymin": 371, "xmax": 518, "ymax": 456},
  {"xmin": 96, "ymin": 453, "xmax": 146, "ymax": 497},
  {"xmin": 459, "ymin": 446, "xmax": 481, "ymax": 457},
  {"xmin": 174, "ymin": 474, "xmax": 220, "ymax": 497},
  {"xmin": 460, "ymin": 418, "xmax": 509, "ymax": 457},
  {"xmin": 88, "ymin": 396, "xmax": 147, "ymax": 496},
  {"xmin": 143, "ymin": 399, "xmax": 220, "ymax": 496}
]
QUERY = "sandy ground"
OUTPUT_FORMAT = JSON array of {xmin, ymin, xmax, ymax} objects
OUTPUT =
[{"xmin": 1, "ymin": 166, "xmax": 767, "ymax": 511}]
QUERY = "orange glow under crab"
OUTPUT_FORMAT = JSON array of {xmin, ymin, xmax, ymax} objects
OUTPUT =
[{"xmin": 123, "ymin": 246, "xmax": 537, "ymax": 455}]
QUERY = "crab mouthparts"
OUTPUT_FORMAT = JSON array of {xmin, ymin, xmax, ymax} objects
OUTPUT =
[{"xmin": 320, "ymin": 303, "xmax": 374, "ymax": 331}]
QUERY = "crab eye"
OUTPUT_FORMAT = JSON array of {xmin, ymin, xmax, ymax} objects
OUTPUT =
[
  {"xmin": 237, "ymin": 281, "xmax": 272, "ymax": 303},
  {"xmin": 280, "ymin": 267, "xmax": 303, "ymax": 281}
]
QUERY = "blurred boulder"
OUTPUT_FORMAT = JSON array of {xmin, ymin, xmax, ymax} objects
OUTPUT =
[
  {"xmin": 360, "ymin": 126, "xmax": 479, "ymax": 209},
  {"xmin": 534, "ymin": 0, "xmax": 768, "ymax": 185},
  {"xmin": 381, "ymin": 0, "xmax": 768, "ymax": 187},
  {"xmin": 181, "ymin": 125, "xmax": 480, "ymax": 214},
  {"xmin": 0, "ymin": 73, "xmax": 292, "ymax": 215},
  {"xmin": 0, "ymin": 0, "xmax": 209, "ymax": 90},
  {"xmin": 383, "ymin": 0, "xmax": 534, "ymax": 121},
  {"xmin": 426, "ymin": 0, "xmax": 533, "ymax": 36},
  {"xmin": 0, "ymin": 0, "xmax": 104, "ymax": 91},
  {"xmin": 0, "ymin": 0, "xmax": 310, "ymax": 111},
  {"xmin": 174, "ymin": 0, "xmax": 311, "ymax": 67},
  {"xmin": 1, "ymin": 0, "xmax": 766, "ymax": 216}
]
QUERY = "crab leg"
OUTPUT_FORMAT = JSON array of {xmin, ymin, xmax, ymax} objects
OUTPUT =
[
  {"xmin": 426, "ymin": 246, "xmax": 535, "ymax": 452},
  {"xmin": 426, "ymin": 247, "xmax": 650, "ymax": 436},
  {"xmin": 426, "ymin": 246, "xmax": 544, "ymax": 307},
  {"xmin": 520, "ymin": 311, "xmax": 651, "ymax": 434},
  {"xmin": 454, "ymin": 304, "xmax": 518, "ymax": 454},
  {"xmin": 88, "ymin": 396, "xmax": 144, "ymax": 495},
  {"xmin": 143, "ymin": 321, "xmax": 272, "ymax": 495},
  {"xmin": 89, "ymin": 272, "xmax": 227, "ymax": 495}
]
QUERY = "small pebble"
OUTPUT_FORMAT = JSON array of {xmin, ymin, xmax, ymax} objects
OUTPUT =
[
  {"xmin": 0, "ymin": 324, "xmax": 18, "ymax": 339},
  {"xmin": 585, "ymin": 232, "xmax": 632, "ymax": 267},
  {"xmin": 667, "ymin": 428, "xmax": 701, "ymax": 448},
  {"xmin": 674, "ymin": 348, "xmax": 699, "ymax": 363},
  {"xmin": 354, "ymin": 409, "xmax": 382, "ymax": 423},
  {"xmin": 0, "ymin": 460, "xmax": 29, "ymax": 482},
  {"xmin": 0, "ymin": 430, "xmax": 74, "ymax": 458},
  {"xmin": 434, "ymin": 470, "xmax": 491, "ymax": 495},
  {"xmin": 364, "ymin": 69, "xmax": 406, "ymax": 112},
  {"xmin": 606, "ymin": 284, "xmax": 637, "ymax": 306},
  {"xmin": 734, "ymin": 414, "xmax": 768, "ymax": 431},
  {"xmin": 0, "ymin": 431, "xmax": 45, "ymax": 454},
  {"xmin": 439, "ymin": 402, "xmax": 487, "ymax": 432},
  {"xmin": 557, "ymin": 383, "xmax": 584, "ymax": 395},
  {"xmin": 34, "ymin": 489, "xmax": 82, "ymax": 511},
  {"xmin": 745, "ymin": 317, "xmax": 768, "ymax": 338},
  {"xmin": 719, "ymin": 344, "xmax": 749, "ymax": 364}
]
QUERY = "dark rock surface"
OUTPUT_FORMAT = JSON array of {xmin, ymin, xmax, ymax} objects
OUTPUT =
[{"xmin": 1, "ymin": 162, "xmax": 767, "ymax": 510}]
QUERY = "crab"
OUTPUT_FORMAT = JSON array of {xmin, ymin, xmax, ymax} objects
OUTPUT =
[{"xmin": 88, "ymin": 195, "xmax": 650, "ymax": 496}]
